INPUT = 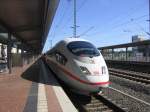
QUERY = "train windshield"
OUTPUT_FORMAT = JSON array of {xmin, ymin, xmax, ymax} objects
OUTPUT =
[{"xmin": 67, "ymin": 41, "xmax": 100, "ymax": 57}]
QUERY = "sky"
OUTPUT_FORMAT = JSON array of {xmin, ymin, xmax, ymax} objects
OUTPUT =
[{"xmin": 43, "ymin": 0, "xmax": 149, "ymax": 52}]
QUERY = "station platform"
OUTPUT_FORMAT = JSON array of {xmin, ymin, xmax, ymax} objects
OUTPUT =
[{"xmin": 0, "ymin": 59, "xmax": 77, "ymax": 112}]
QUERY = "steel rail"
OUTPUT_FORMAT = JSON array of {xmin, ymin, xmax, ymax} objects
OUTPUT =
[{"xmin": 108, "ymin": 87, "xmax": 150, "ymax": 106}]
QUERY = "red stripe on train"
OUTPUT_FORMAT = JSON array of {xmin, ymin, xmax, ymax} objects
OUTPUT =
[{"xmin": 46, "ymin": 57, "xmax": 110, "ymax": 86}]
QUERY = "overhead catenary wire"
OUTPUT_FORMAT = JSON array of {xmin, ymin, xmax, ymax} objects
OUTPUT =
[
  {"xmin": 100, "ymin": 0, "xmax": 147, "ymax": 30},
  {"xmin": 46, "ymin": 1, "xmax": 72, "ymax": 49},
  {"xmin": 86, "ymin": 14, "xmax": 148, "ymax": 37},
  {"xmin": 133, "ymin": 21, "xmax": 150, "ymax": 37},
  {"xmin": 49, "ymin": 0, "xmax": 72, "ymax": 42},
  {"xmin": 49, "ymin": 0, "xmax": 74, "ymax": 41},
  {"xmin": 112, "ymin": 15, "xmax": 148, "ymax": 29},
  {"xmin": 77, "ymin": 0, "xmax": 87, "ymax": 12},
  {"xmin": 78, "ymin": 26, "xmax": 94, "ymax": 37},
  {"xmin": 73, "ymin": 0, "xmax": 87, "ymax": 38},
  {"xmin": 55, "ymin": 0, "xmax": 88, "ymax": 37},
  {"xmin": 48, "ymin": 0, "xmax": 149, "ymax": 49},
  {"xmin": 88, "ymin": 0, "xmax": 148, "ymax": 37}
]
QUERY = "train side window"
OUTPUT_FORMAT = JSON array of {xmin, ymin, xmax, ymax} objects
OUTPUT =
[
  {"xmin": 55, "ymin": 52, "xmax": 67, "ymax": 65},
  {"xmin": 47, "ymin": 51, "xmax": 55, "ymax": 57}
]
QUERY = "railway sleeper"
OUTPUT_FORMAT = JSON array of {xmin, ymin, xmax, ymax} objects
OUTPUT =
[
  {"xmin": 85, "ymin": 102, "xmax": 104, "ymax": 107},
  {"xmin": 85, "ymin": 105, "xmax": 111, "ymax": 112},
  {"xmin": 90, "ymin": 99, "xmax": 102, "ymax": 103}
]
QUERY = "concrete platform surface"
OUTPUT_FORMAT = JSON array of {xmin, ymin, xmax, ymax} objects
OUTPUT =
[{"xmin": 0, "ymin": 59, "xmax": 77, "ymax": 112}]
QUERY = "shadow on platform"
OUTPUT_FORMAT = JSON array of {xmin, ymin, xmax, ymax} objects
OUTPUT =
[{"xmin": 21, "ymin": 60, "xmax": 59, "ymax": 86}]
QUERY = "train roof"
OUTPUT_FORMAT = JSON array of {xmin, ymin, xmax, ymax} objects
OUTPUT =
[{"xmin": 62, "ymin": 38, "xmax": 89, "ymax": 45}]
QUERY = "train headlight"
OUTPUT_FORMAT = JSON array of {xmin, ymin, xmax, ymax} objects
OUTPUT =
[
  {"xmin": 102, "ymin": 66, "xmax": 106, "ymax": 74},
  {"xmin": 80, "ymin": 66, "xmax": 91, "ymax": 75}
]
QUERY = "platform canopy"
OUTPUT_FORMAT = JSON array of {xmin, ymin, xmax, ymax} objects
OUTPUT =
[{"xmin": 0, "ymin": 0, "xmax": 59, "ymax": 53}]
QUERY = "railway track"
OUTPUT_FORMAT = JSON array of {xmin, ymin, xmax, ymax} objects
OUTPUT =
[
  {"xmin": 74, "ymin": 86, "xmax": 150, "ymax": 112},
  {"xmin": 51, "ymin": 70, "xmax": 127, "ymax": 112},
  {"xmin": 102, "ymin": 87, "xmax": 150, "ymax": 112},
  {"xmin": 45, "ymin": 63, "xmax": 150, "ymax": 112},
  {"xmin": 46, "ymin": 61, "xmax": 149, "ymax": 112},
  {"xmin": 65, "ymin": 90, "xmax": 126, "ymax": 112},
  {"xmin": 45, "ymin": 61, "xmax": 150, "ymax": 112},
  {"xmin": 86, "ymin": 94, "xmax": 127, "ymax": 112},
  {"xmin": 109, "ymin": 68, "xmax": 150, "ymax": 84}
]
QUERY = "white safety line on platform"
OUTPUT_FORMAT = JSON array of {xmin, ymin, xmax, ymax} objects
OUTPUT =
[
  {"xmin": 53, "ymin": 86, "xmax": 78, "ymax": 112},
  {"xmin": 40, "ymin": 60, "xmax": 78, "ymax": 112},
  {"xmin": 37, "ymin": 83, "xmax": 48, "ymax": 112}
]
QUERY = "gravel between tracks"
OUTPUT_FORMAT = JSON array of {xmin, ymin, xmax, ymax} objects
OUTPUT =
[{"xmin": 102, "ymin": 75, "xmax": 150, "ymax": 112}]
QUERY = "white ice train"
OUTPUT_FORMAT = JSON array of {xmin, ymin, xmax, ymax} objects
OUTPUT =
[{"xmin": 44, "ymin": 38, "xmax": 109, "ymax": 94}]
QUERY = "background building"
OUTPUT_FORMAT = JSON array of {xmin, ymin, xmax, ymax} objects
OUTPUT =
[
  {"xmin": 132, "ymin": 35, "xmax": 145, "ymax": 42},
  {"xmin": 132, "ymin": 35, "xmax": 149, "ymax": 60}
]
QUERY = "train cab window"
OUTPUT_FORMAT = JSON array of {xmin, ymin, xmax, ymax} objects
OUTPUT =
[
  {"xmin": 55, "ymin": 52, "xmax": 67, "ymax": 65},
  {"xmin": 67, "ymin": 41, "xmax": 100, "ymax": 57}
]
